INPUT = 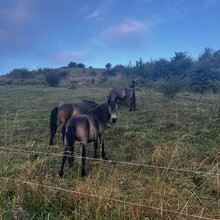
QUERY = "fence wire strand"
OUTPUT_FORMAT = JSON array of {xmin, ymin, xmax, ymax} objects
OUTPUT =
[
  {"xmin": 0, "ymin": 176, "xmax": 218, "ymax": 220},
  {"xmin": 0, "ymin": 146, "xmax": 219, "ymax": 177}
]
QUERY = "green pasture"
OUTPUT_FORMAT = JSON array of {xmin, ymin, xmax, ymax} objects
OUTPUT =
[{"xmin": 0, "ymin": 84, "xmax": 219, "ymax": 219}]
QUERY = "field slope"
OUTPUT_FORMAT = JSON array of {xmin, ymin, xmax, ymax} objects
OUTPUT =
[{"xmin": 0, "ymin": 84, "xmax": 219, "ymax": 219}]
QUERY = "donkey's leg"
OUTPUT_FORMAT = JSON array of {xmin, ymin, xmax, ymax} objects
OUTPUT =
[
  {"xmin": 101, "ymin": 137, "xmax": 107, "ymax": 160},
  {"xmin": 65, "ymin": 125, "xmax": 75, "ymax": 168},
  {"xmin": 68, "ymin": 145, "xmax": 75, "ymax": 168},
  {"xmin": 94, "ymin": 139, "xmax": 98, "ymax": 158},
  {"xmin": 133, "ymin": 98, "xmax": 136, "ymax": 111},
  {"xmin": 61, "ymin": 125, "xmax": 66, "ymax": 142},
  {"xmin": 81, "ymin": 144, "xmax": 86, "ymax": 176},
  {"xmin": 59, "ymin": 147, "xmax": 68, "ymax": 177},
  {"xmin": 128, "ymin": 97, "xmax": 132, "ymax": 111},
  {"xmin": 132, "ymin": 95, "xmax": 136, "ymax": 111}
]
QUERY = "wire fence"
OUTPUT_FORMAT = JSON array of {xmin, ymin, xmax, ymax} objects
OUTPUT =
[
  {"xmin": 0, "ymin": 145, "xmax": 220, "ymax": 219},
  {"xmin": 0, "ymin": 110, "xmax": 220, "ymax": 219},
  {"xmin": 0, "ymin": 146, "xmax": 219, "ymax": 177},
  {"xmin": 0, "ymin": 176, "xmax": 219, "ymax": 220}
]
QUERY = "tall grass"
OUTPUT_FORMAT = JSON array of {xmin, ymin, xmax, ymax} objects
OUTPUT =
[{"xmin": 0, "ymin": 85, "xmax": 219, "ymax": 219}]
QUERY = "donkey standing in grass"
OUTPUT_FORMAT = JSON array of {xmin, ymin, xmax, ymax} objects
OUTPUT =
[
  {"xmin": 108, "ymin": 80, "xmax": 136, "ymax": 111},
  {"xmin": 59, "ymin": 99, "xmax": 118, "ymax": 177},
  {"xmin": 49, "ymin": 100, "xmax": 99, "ymax": 145}
]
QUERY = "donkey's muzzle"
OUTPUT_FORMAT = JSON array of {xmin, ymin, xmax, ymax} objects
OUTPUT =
[{"xmin": 112, "ymin": 118, "xmax": 117, "ymax": 123}]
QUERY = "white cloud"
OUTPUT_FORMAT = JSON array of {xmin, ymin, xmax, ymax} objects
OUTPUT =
[
  {"xmin": 100, "ymin": 18, "xmax": 157, "ymax": 41},
  {"xmin": 53, "ymin": 50, "xmax": 90, "ymax": 63},
  {"xmin": 86, "ymin": 0, "xmax": 115, "ymax": 20},
  {"xmin": 116, "ymin": 19, "xmax": 146, "ymax": 34},
  {"xmin": 103, "ymin": 19, "xmax": 146, "ymax": 36},
  {"xmin": 87, "ymin": 10, "xmax": 101, "ymax": 19}
]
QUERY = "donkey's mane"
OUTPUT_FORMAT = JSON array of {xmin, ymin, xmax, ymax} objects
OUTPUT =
[
  {"xmin": 82, "ymin": 100, "xmax": 99, "ymax": 108},
  {"xmin": 88, "ymin": 103, "xmax": 107, "ymax": 116},
  {"xmin": 88, "ymin": 102, "xmax": 111, "ymax": 123}
]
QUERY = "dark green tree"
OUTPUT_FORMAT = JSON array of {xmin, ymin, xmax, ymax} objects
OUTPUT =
[
  {"xmin": 151, "ymin": 58, "xmax": 170, "ymax": 80},
  {"xmin": 170, "ymin": 52, "xmax": 194, "ymax": 76},
  {"xmin": 105, "ymin": 63, "xmax": 112, "ymax": 69},
  {"xmin": 134, "ymin": 58, "xmax": 146, "ymax": 77},
  {"xmin": 68, "ymin": 62, "xmax": 77, "ymax": 68},
  {"xmin": 77, "ymin": 63, "xmax": 85, "ymax": 68}
]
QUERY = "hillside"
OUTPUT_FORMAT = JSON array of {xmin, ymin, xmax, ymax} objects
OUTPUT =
[
  {"xmin": 0, "ymin": 67, "xmax": 106, "ymax": 86},
  {"xmin": 0, "ymin": 84, "xmax": 219, "ymax": 219}
]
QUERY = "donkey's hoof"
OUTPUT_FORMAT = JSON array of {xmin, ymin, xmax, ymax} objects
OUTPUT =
[
  {"xmin": 58, "ymin": 170, "xmax": 63, "ymax": 178},
  {"xmin": 81, "ymin": 170, "xmax": 86, "ymax": 177}
]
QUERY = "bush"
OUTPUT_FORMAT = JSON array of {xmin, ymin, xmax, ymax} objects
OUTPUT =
[
  {"xmin": 156, "ymin": 79, "xmax": 182, "ymax": 99},
  {"xmin": 45, "ymin": 70, "xmax": 68, "ymax": 87},
  {"xmin": 8, "ymin": 68, "xmax": 32, "ymax": 79},
  {"xmin": 45, "ymin": 72, "xmax": 60, "ymax": 87}
]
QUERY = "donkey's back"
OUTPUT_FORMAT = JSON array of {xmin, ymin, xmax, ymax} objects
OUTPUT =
[{"xmin": 109, "ymin": 87, "xmax": 133, "ymax": 101}]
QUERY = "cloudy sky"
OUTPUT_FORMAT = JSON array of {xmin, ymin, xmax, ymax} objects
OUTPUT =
[{"xmin": 0, "ymin": 0, "xmax": 220, "ymax": 74}]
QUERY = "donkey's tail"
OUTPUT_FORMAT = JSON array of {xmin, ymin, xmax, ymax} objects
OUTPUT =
[
  {"xmin": 49, "ymin": 106, "xmax": 59, "ymax": 145},
  {"xmin": 65, "ymin": 124, "xmax": 75, "ymax": 149}
]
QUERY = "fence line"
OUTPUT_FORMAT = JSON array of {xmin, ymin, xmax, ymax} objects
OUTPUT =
[
  {"xmin": 0, "ymin": 118, "xmax": 49, "ymax": 123},
  {"xmin": 0, "ymin": 109, "xmax": 51, "ymax": 114},
  {"xmin": 0, "ymin": 146, "xmax": 219, "ymax": 177},
  {"xmin": 0, "ymin": 176, "xmax": 218, "ymax": 220}
]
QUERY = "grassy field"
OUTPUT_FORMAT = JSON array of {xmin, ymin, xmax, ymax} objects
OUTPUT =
[{"xmin": 0, "ymin": 84, "xmax": 219, "ymax": 219}]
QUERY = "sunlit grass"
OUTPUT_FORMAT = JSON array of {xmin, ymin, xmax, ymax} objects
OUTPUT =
[{"xmin": 0, "ymin": 84, "xmax": 219, "ymax": 219}]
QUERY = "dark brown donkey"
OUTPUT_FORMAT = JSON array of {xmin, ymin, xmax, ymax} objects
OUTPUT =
[
  {"xmin": 108, "ymin": 80, "xmax": 136, "ymax": 111},
  {"xmin": 49, "ymin": 100, "xmax": 99, "ymax": 145},
  {"xmin": 59, "ymin": 99, "xmax": 118, "ymax": 177}
]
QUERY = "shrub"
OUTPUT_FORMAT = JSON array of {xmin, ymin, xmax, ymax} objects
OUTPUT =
[
  {"xmin": 156, "ymin": 79, "xmax": 182, "ymax": 99},
  {"xmin": 45, "ymin": 72, "xmax": 60, "ymax": 87},
  {"xmin": 8, "ymin": 68, "xmax": 32, "ymax": 79},
  {"xmin": 69, "ymin": 80, "xmax": 78, "ymax": 89},
  {"xmin": 44, "ymin": 70, "xmax": 68, "ymax": 87}
]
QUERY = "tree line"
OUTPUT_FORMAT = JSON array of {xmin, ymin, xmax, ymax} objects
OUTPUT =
[
  {"xmin": 105, "ymin": 48, "xmax": 220, "ymax": 96},
  {"xmin": 0, "ymin": 47, "xmax": 219, "ymax": 95}
]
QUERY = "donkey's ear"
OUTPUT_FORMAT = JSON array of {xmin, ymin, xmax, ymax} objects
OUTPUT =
[
  {"xmin": 107, "ymin": 95, "xmax": 111, "ymax": 103},
  {"xmin": 59, "ymin": 101, "xmax": 64, "ymax": 107}
]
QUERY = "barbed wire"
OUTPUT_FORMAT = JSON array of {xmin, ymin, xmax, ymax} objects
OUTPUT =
[
  {"xmin": 0, "ymin": 176, "xmax": 218, "ymax": 220},
  {"xmin": 0, "ymin": 146, "xmax": 219, "ymax": 177}
]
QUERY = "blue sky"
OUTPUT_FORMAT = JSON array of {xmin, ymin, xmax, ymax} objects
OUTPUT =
[{"xmin": 0, "ymin": 0, "xmax": 220, "ymax": 75}]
